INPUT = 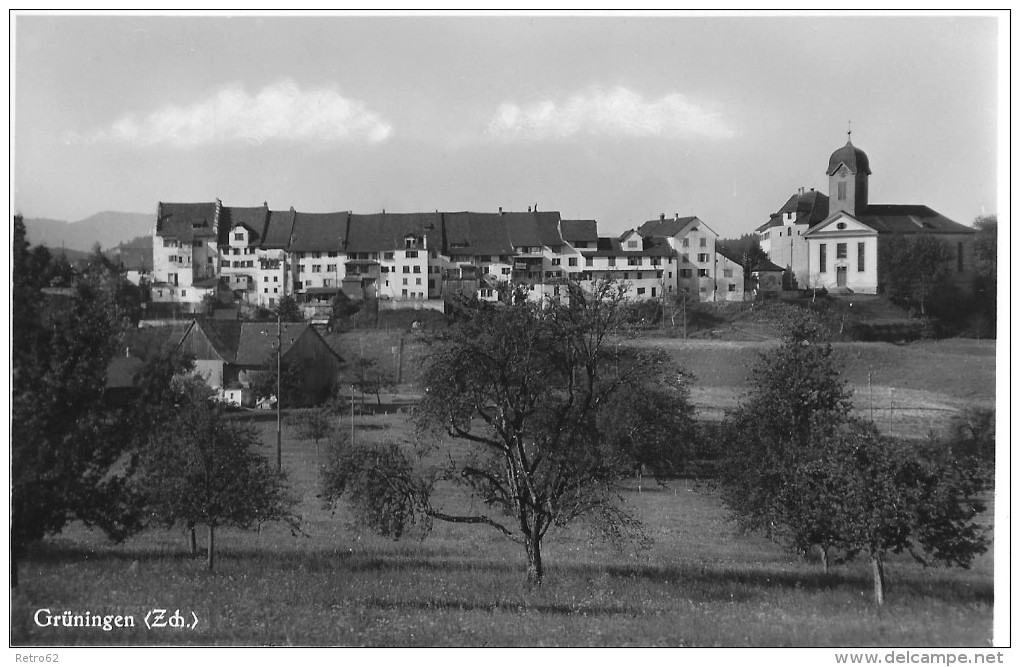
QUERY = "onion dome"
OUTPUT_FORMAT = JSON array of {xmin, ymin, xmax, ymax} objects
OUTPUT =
[{"xmin": 826, "ymin": 140, "xmax": 872, "ymax": 175}]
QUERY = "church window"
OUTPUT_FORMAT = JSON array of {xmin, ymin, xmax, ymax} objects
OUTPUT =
[
  {"xmin": 836, "ymin": 243, "xmax": 847, "ymax": 259},
  {"xmin": 838, "ymin": 182, "xmax": 847, "ymax": 200},
  {"xmin": 819, "ymin": 244, "xmax": 827, "ymax": 273},
  {"xmin": 858, "ymin": 243, "xmax": 866, "ymax": 272}
]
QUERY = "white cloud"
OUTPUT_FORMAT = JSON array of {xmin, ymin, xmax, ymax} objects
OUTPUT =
[
  {"xmin": 90, "ymin": 80, "xmax": 392, "ymax": 148},
  {"xmin": 486, "ymin": 86, "xmax": 734, "ymax": 141}
]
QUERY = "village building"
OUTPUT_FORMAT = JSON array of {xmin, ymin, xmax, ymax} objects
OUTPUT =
[
  {"xmin": 756, "ymin": 188, "xmax": 829, "ymax": 289},
  {"xmin": 636, "ymin": 214, "xmax": 720, "ymax": 301},
  {"xmin": 175, "ymin": 319, "xmax": 342, "ymax": 407}
]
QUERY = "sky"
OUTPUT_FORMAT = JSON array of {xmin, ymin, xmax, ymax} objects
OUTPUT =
[{"xmin": 12, "ymin": 12, "xmax": 1003, "ymax": 239}]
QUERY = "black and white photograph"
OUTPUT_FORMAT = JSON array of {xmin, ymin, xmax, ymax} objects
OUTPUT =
[{"xmin": 8, "ymin": 10, "xmax": 1008, "ymax": 660}]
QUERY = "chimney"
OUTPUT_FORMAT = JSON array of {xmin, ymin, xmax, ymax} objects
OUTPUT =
[
  {"xmin": 382, "ymin": 208, "xmax": 386, "ymax": 214},
  {"xmin": 660, "ymin": 213, "xmax": 665, "ymax": 221},
  {"xmin": 810, "ymin": 188, "xmax": 815, "ymax": 192},
  {"xmin": 674, "ymin": 213, "xmax": 679, "ymax": 221},
  {"xmin": 528, "ymin": 206, "xmax": 532, "ymax": 212},
  {"xmin": 534, "ymin": 202, "xmax": 538, "ymax": 212},
  {"xmin": 498, "ymin": 206, "xmax": 502, "ymax": 214}
]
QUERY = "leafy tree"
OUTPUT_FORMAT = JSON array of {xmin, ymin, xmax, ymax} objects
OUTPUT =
[
  {"xmin": 349, "ymin": 357, "xmax": 396, "ymax": 405},
  {"xmin": 275, "ymin": 294, "xmax": 304, "ymax": 322},
  {"xmin": 816, "ymin": 422, "xmax": 988, "ymax": 604},
  {"xmin": 328, "ymin": 290, "xmax": 362, "ymax": 330},
  {"xmin": 321, "ymin": 279, "xmax": 693, "ymax": 583},
  {"xmin": 942, "ymin": 406, "xmax": 995, "ymax": 475},
  {"xmin": 250, "ymin": 353, "xmax": 306, "ymax": 408},
  {"xmin": 136, "ymin": 385, "xmax": 298, "ymax": 571},
  {"xmin": 721, "ymin": 312, "xmax": 853, "ymax": 567},
  {"xmin": 292, "ymin": 407, "xmax": 335, "ymax": 462},
  {"xmin": 12, "ymin": 218, "xmax": 137, "ymax": 585},
  {"xmin": 879, "ymin": 234, "xmax": 955, "ymax": 316}
]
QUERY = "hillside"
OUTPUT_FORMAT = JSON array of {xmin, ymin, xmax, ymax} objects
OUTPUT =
[{"xmin": 22, "ymin": 210, "xmax": 152, "ymax": 252}]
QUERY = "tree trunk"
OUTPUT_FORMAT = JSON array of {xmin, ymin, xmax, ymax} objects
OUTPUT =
[
  {"xmin": 189, "ymin": 524, "xmax": 197, "ymax": 555},
  {"xmin": 526, "ymin": 535, "xmax": 544, "ymax": 585},
  {"xmin": 871, "ymin": 553, "xmax": 885, "ymax": 605},
  {"xmin": 207, "ymin": 524, "xmax": 215, "ymax": 572},
  {"xmin": 819, "ymin": 545, "xmax": 829, "ymax": 574}
]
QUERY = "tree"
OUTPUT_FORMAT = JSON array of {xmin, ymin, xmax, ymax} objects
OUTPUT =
[
  {"xmin": 348, "ymin": 357, "xmax": 396, "ymax": 405},
  {"xmin": 292, "ymin": 407, "xmax": 335, "ymax": 462},
  {"xmin": 328, "ymin": 290, "xmax": 361, "ymax": 330},
  {"xmin": 816, "ymin": 422, "xmax": 988, "ymax": 604},
  {"xmin": 136, "ymin": 385, "xmax": 298, "ymax": 571},
  {"xmin": 321, "ymin": 280, "xmax": 693, "ymax": 583},
  {"xmin": 12, "ymin": 219, "xmax": 138, "ymax": 586},
  {"xmin": 275, "ymin": 294, "xmax": 304, "ymax": 322},
  {"xmin": 880, "ymin": 234, "xmax": 955, "ymax": 316},
  {"xmin": 721, "ymin": 312, "xmax": 853, "ymax": 567},
  {"xmin": 250, "ymin": 353, "xmax": 306, "ymax": 408},
  {"xmin": 971, "ymin": 215, "xmax": 997, "ymax": 337}
]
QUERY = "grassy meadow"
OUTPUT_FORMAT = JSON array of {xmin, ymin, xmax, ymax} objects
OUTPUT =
[
  {"xmin": 11, "ymin": 329, "xmax": 997, "ymax": 647},
  {"xmin": 12, "ymin": 403, "xmax": 995, "ymax": 647}
]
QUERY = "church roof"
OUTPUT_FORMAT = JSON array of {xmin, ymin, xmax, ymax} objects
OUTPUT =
[
  {"xmin": 826, "ymin": 140, "xmax": 872, "ymax": 176},
  {"xmin": 805, "ymin": 205, "xmax": 975, "ymax": 236}
]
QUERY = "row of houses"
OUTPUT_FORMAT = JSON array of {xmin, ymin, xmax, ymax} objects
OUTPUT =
[{"xmin": 148, "ymin": 203, "xmax": 750, "ymax": 313}]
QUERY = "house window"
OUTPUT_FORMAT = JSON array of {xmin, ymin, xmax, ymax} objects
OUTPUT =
[
  {"xmin": 552, "ymin": 258, "xmax": 561, "ymax": 266},
  {"xmin": 838, "ymin": 182, "xmax": 847, "ymax": 200},
  {"xmin": 680, "ymin": 269, "xmax": 693, "ymax": 278},
  {"xmin": 502, "ymin": 267, "xmax": 511, "ymax": 275},
  {"xmin": 402, "ymin": 289, "xmax": 408, "ymax": 297},
  {"xmin": 651, "ymin": 287, "xmax": 657, "ymax": 297},
  {"xmin": 858, "ymin": 243, "xmax": 865, "ymax": 272},
  {"xmin": 697, "ymin": 269, "xmax": 709, "ymax": 277},
  {"xmin": 637, "ymin": 287, "xmax": 646, "ymax": 295},
  {"xmin": 568, "ymin": 257, "xmax": 577, "ymax": 267},
  {"xmin": 836, "ymin": 243, "xmax": 847, "ymax": 259},
  {"xmin": 682, "ymin": 238, "xmax": 689, "ymax": 248},
  {"xmin": 697, "ymin": 253, "xmax": 709, "ymax": 263},
  {"xmin": 637, "ymin": 272, "xmax": 643, "ymax": 279},
  {"xmin": 415, "ymin": 278, "xmax": 422, "ymax": 285},
  {"xmin": 627, "ymin": 240, "xmax": 639, "ymax": 249},
  {"xmin": 234, "ymin": 232, "xmax": 244, "ymax": 241},
  {"xmin": 819, "ymin": 244, "xmax": 827, "ymax": 273},
  {"xmin": 728, "ymin": 284, "xmax": 736, "ymax": 292},
  {"xmin": 327, "ymin": 264, "xmax": 336, "ymax": 272},
  {"xmin": 723, "ymin": 269, "xmax": 733, "ymax": 277},
  {"xmin": 405, "ymin": 250, "xmax": 419, "ymax": 258},
  {"xmin": 585, "ymin": 257, "xmax": 593, "ymax": 267},
  {"xmin": 623, "ymin": 273, "xmax": 629, "ymax": 280},
  {"xmin": 273, "ymin": 288, "xmax": 278, "ymax": 294},
  {"xmin": 608, "ymin": 257, "xmax": 616, "ymax": 267},
  {"xmin": 156, "ymin": 290, "xmax": 163, "ymax": 297},
  {"xmin": 413, "ymin": 266, "xmax": 421, "ymax": 274},
  {"xmin": 180, "ymin": 290, "xmax": 186, "ymax": 297},
  {"xmin": 381, "ymin": 266, "xmax": 389, "ymax": 273},
  {"xmin": 384, "ymin": 252, "xmax": 394, "ymax": 260},
  {"xmin": 273, "ymin": 276, "xmax": 279, "ymax": 282},
  {"xmin": 402, "ymin": 278, "xmax": 408, "ymax": 285},
  {"xmin": 313, "ymin": 264, "xmax": 322, "ymax": 272}
]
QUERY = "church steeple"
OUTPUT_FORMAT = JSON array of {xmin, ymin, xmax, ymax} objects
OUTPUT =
[{"xmin": 827, "ymin": 132, "xmax": 871, "ymax": 216}]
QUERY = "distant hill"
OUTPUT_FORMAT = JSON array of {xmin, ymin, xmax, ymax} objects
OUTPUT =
[{"xmin": 22, "ymin": 211, "xmax": 153, "ymax": 252}]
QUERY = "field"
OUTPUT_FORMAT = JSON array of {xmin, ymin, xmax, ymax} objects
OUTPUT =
[{"xmin": 11, "ymin": 332, "xmax": 998, "ymax": 647}]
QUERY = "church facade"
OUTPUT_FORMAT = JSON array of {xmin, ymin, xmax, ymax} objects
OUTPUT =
[{"xmin": 759, "ymin": 137, "xmax": 976, "ymax": 295}]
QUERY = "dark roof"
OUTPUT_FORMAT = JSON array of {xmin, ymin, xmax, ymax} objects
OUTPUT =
[
  {"xmin": 235, "ymin": 322, "xmax": 342, "ymax": 366},
  {"xmin": 442, "ymin": 212, "xmax": 516, "ymax": 256},
  {"xmin": 262, "ymin": 209, "xmax": 296, "ymax": 249},
  {"xmin": 105, "ymin": 356, "xmax": 145, "ymax": 389},
  {"xmin": 715, "ymin": 245, "xmax": 744, "ymax": 266},
  {"xmin": 289, "ymin": 211, "xmax": 347, "ymax": 252},
  {"xmin": 752, "ymin": 258, "xmax": 786, "ymax": 273},
  {"xmin": 637, "ymin": 216, "xmax": 699, "ymax": 238},
  {"xmin": 345, "ymin": 212, "xmax": 443, "ymax": 253},
  {"xmin": 756, "ymin": 190, "xmax": 830, "ymax": 232},
  {"xmin": 826, "ymin": 140, "xmax": 872, "ymax": 176},
  {"xmin": 560, "ymin": 219, "xmax": 598, "ymax": 243},
  {"xmin": 156, "ymin": 202, "xmax": 219, "ymax": 242},
  {"xmin": 220, "ymin": 205, "xmax": 269, "ymax": 245},
  {"xmin": 855, "ymin": 205, "xmax": 975, "ymax": 235},
  {"xmin": 501, "ymin": 211, "xmax": 564, "ymax": 248},
  {"xmin": 189, "ymin": 319, "xmax": 243, "ymax": 362}
]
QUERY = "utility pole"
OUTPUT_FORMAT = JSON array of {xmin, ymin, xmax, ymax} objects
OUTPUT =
[{"xmin": 350, "ymin": 384, "xmax": 356, "ymax": 445}]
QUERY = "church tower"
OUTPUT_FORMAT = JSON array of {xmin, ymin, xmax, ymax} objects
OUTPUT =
[{"xmin": 826, "ymin": 133, "xmax": 871, "ymax": 216}]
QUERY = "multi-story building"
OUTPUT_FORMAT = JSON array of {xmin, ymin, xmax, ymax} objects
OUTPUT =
[
  {"xmin": 755, "ymin": 188, "xmax": 828, "ymax": 289},
  {"xmin": 637, "ymin": 214, "xmax": 721, "ymax": 301},
  {"xmin": 575, "ymin": 231, "xmax": 676, "ymax": 301},
  {"xmin": 152, "ymin": 201, "xmax": 222, "ymax": 305}
]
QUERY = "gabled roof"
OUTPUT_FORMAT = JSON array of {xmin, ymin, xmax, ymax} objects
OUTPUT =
[
  {"xmin": 856, "ymin": 205, "xmax": 975, "ymax": 235},
  {"xmin": 442, "ymin": 212, "xmax": 515, "ymax": 256},
  {"xmin": 156, "ymin": 202, "xmax": 219, "ymax": 242},
  {"xmin": 560, "ymin": 219, "xmax": 598, "ymax": 243},
  {"xmin": 756, "ymin": 189, "xmax": 830, "ymax": 232},
  {"xmin": 501, "ymin": 211, "xmax": 564, "ymax": 248},
  {"xmin": 220, "ymin": 205, "xmax": 269, "ymax": 245},
  {"xmin": 262, "ymin": 209, "xmax": 296, "ymax": 249},
  {"xmin": 345, "ymin": 212, "xmax": 443, "ymax": 253},
  {"xmin": 235, "ymin": 322, "xmax": 340, "ymax": 366},
  {"xmin": 751, "ymin": 258, "xmax": 786, "ymax": 273},
  {"xmin": 805, "ymin": 205, "xmax": 975, "ymax": 237},
  {"xmin": 587, "ymin": 236, "xmax": 673, "ymax": 258},
  {"xmin": 289, "ymin": 211, "xmax": 348, "ymax": 252},
  {"xmin": 715, "ymin": 245, "xmax": 745, "ymax": 266},
  {"xmin": 637, "ymin": 216, "xmax": 699, "ymax": 239}
]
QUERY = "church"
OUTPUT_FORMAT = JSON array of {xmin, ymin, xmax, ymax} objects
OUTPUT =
[{"xmin": 758, "ymin": 136, "xmax": 976, "ymax": 295}]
